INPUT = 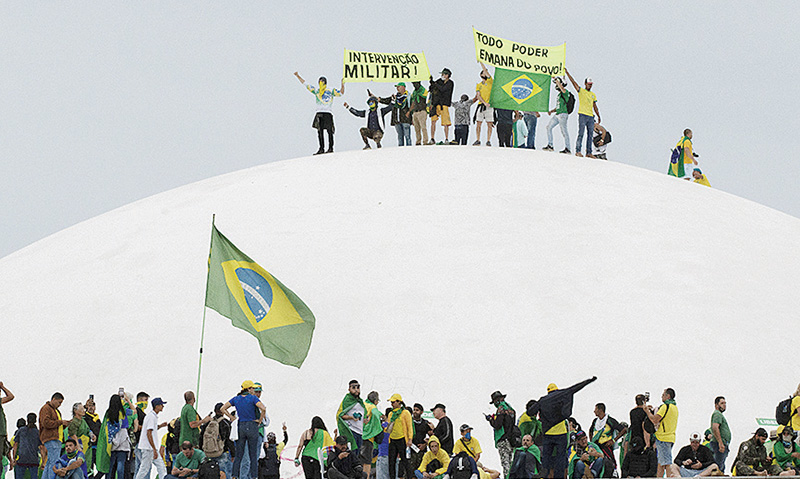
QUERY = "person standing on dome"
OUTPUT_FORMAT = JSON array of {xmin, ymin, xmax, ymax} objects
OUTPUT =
[
  {"xmin": 429, "ymin": 69, "xmax": 454, "ymax": 145},
  {"xmin": 564, "ymin": 68, "xmax": 600, "ymax": 158},
  {"xmin": 294, "ymin": 72, "xmax": 344, "ymax": 155},
  {"xmin": 473, "ymin": 63, "xmax": 494, "ymax": 146}
]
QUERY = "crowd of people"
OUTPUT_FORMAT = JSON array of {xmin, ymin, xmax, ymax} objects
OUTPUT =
[{"xmin": 8, "ymin": 378, "xmax": 797, "ymax": 479}]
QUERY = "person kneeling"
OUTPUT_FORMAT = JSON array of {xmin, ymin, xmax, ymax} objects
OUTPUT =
[
  {"xmin": 668, "ymin": 432, "xmax": 719, "ymax": 477},
  {"xmin": 568, "ymin": 431, "xmax": 604, "ymax": 479},
  {"xmin": 327, "ymin": 436, "xmax": 364, "ymax": 479}
]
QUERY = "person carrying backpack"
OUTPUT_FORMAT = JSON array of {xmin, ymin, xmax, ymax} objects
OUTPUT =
[
  {"xmin": 543, "ymin": 77, "xmax": 572, "ymax": 154},
  {"xmin": 668, "ymin": 129, "xmax": 698, "ymax": 177},
  {"xmin": 258, "ymin": 426, "xmax": 287, "ymax": 479},
  {"xmin": 442, "ymin": 450, "xmax": 478, "ymax": 479},
  {"xmin": 201, "ymin": 404, "xmax": 231, "ymax": 479}
]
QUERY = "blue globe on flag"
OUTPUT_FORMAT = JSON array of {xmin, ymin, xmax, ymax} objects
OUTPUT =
[
  {"xmin": 235, "ymin": 267, "xmax": 273, "ymax": 322},
  {"xmin": 511, "ymin": 78, "xmax": 535, "ymax": 101}
]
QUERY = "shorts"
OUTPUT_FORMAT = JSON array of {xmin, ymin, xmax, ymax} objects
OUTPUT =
[
  {"xmin": 655, "ymin": 439, "xmax": 673, "ymax": 466},
  {"xmin": 475, "ymin": 106, "xmax": 494, "ymax": 123},
  {"xmin": 430, "ymin": 105, "xmax": 451, "ymax": 126},
  {"xmin": 359, "ymin": 439, "xmax": 374, "ymax": 465},
  {"xmin": 313, "ymin": 112, "xmax": 334, "ymax": 132}
]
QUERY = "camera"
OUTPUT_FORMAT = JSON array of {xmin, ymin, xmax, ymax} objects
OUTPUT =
[{"xmin": 644, "ymin": 392, "xmax": 650, "ymax": 402}]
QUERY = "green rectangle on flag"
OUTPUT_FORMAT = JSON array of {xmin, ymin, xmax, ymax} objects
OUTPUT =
[
  {"xmin": 490, "ymin": 68, "xmax": 551, "ymax": 112},
  {"xmin": 205, "ymin": 225, "xmax": 315, "ymax": 368}
]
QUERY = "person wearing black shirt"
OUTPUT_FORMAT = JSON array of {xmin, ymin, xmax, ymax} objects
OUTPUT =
[
  {"xmin": 669, "ymin": 432, "xmax": 719, "ymax": 477},
  {"xmin": 411, "ymin": 404, "xmax": 429, "ymax": 472},
  {"xmin": 430, "ymin": 404, "xmax": 453, "ymax": 455},
  {"xmin": 629, "ymin": 395, "xmax": 655, "ymax": 449}
]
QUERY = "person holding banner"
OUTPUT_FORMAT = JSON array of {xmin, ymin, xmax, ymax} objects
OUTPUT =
[
  {"xmin": 473, "ymin": 63, "xmax": 494, "ymax": 146},
  {"xmin": 409, "ymin": 82, "xmax": 429, "ymax": 146},
  {"xmin": 564, "ymin": 68, "xmax": 600, "ymax": 158},
  {"xmin": 429, "ymin": 69, "xmax": 454, "ymax": 145},
  {"xmin": 376, "ymin": 83, "xmax": 413, "ymax": 147},
  {"xmin": 294, "ymin": 72, "xmax": 344, "ymax": 155}
]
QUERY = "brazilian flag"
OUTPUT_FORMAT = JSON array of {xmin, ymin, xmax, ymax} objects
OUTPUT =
[
  {"xmin": 490, "ymin": 68, "xmax": 550, "ymax": 112},
  {"xmin": 205, "ymin": 225, "xmax": 316, "ymax": 368}
]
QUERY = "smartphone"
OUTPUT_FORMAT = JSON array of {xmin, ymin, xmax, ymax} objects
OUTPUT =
[
  {"xmin": 89, "ymin": 394, "xmax": 94, "ymax": 400},
  {"xmin": 118, "ymin": 387, "xmax": 124, "ymax": 396}
]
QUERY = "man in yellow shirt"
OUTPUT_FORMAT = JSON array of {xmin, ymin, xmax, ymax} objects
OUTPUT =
[
  {"xmin": 474, "ymin": 63, "xmax": 494, "ymax": 146},
  {"xmin": 388, "ymin": 394, "xmax": 413, "ymax": 479},
  {"xmin": 644, "ymin": 388, "xmax": 679, "ymax": 478},
  {"xmin": 565, "ymin": 68, "xmax": 601, "ymax": 158},
  {"xmin": 453, "ymin": 424, "xmax": 482, "ymax": 462}
]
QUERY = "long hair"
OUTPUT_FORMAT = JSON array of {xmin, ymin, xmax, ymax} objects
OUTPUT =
[
  {"xmin": 106, "ymin": 394, "xmax": 124, "ymax": 423},
  {"xmin": 310, "ymin": 416, "xmax": 327, "ymax": 431}
]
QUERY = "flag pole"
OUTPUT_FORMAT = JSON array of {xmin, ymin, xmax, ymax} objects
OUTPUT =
[{"xmin": 197, "ymin": 214, "xmax": 215, "ymax": 408}]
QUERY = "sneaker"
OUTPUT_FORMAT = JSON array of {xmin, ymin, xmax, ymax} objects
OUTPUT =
[
  {"xmin": 314, "ymin": 149, "xmax": 325, "ymax": 155},
  {"xmin": 473, "ymin": 140, "xmax": 481, "ymax": 146},
  {"xmin": 326, "ymin": 148, "xmax": 333, "ymax": 154},
  {"xmin": 559, "ymin": 148, "xmax": 571, "ymax": 154},
  {"xmin": 449, "ymin": 140, "xmax": 459, "ymax": 145},
  {"xmin": 363, "ymin": 145, "xmax": 371, "ymax": 150},
  {"xmin": 486, "ymin": 141, "xmax": 492, "ymax": 146},
  {"xmin": 416, "ymin": 141, "xmax": 422, "ymax": 146},
  {"xmin": 575, "ymin": 152, "xmax": 584, "ymax": 157},
  {"xmin": 542, "ymin": 145, "xmax": 554, "ymax": 151},
  {"xmin": 427, "ymin": 139, "xmax": 436, "ymax": 145},
  {"xmin": 437, "ymin": 141, "xmax": 446, "ymax": 145}
]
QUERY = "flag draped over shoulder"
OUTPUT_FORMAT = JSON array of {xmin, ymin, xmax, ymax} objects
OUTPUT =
[
  {"xmin": 336, "ymin": 394, "xmax": 365, "ymax": 450},
  {"xmin": 490, "ymin": 68, "xmax": 550, "ymax": 112},
  {"xmin": 205, "ymin": 225, "xmax": 316, "ymax": 368}
]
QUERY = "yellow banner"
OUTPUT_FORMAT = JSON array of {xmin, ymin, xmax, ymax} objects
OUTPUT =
[
  {"xmin": 343, "ymin": 49, "xmax": 431, "ymax": 83},
  {"xmin": 473, "ymin": 28, "xmax": 565, "ymax": 76}
]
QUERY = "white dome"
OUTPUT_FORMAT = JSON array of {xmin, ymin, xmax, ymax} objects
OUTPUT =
[{"xmin": 2, "ymin": 147, "xmax": 799, "ymax": 470}]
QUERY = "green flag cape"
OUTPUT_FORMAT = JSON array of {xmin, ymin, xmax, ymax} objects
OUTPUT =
[
  {"xmin": 490, "ymin": 68, "xmax": 551, "ymax": 112},
  {"xmin": 516, "ymin": 444, "xmax": 542, "ymax": 473},
  {"xmin": 205, "ymin": 225, "xmax": 316, "ymax": 368},
  {"xmin": 568, "ymin": 441, "xmax": 604, "ymax": 478},
  {"xmin": 336, "ymin": 393, "xmax": 365, "ymax": 450}
]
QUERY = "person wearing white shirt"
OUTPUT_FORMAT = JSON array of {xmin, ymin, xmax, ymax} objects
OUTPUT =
[{"xmin": 134, "ymin": 398, "xmax": 169, "ymax": 479}]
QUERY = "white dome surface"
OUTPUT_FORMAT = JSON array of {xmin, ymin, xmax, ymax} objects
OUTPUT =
[{"xmin": 2, "ymin": 147, "xmax": 799, "ymax": 471}]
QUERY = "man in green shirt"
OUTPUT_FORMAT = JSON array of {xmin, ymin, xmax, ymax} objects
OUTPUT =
[
  {"xmin": 543, "ymin": 77, "xmax": 572, "ymax": 154},
  {"xmin": 168, "ymin": 441, "xmax": 206, "ymax": 478},
  {"xmin": 709, "ymin": 397, "xmax": 731, "ymax": 473},
  {"xmin": 179, "ymin": 392, "xmax": 210, "ymax": 447}
]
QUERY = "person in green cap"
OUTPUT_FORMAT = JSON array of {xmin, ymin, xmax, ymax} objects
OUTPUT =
[{"xmin": 377, "ymin": 83, "xmax": 412, "ymax": 146}]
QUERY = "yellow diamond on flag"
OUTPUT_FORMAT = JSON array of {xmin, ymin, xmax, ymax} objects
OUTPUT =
[{"xmin": 501, "ymin": 74, "xmax": 542, "ymax": 105}]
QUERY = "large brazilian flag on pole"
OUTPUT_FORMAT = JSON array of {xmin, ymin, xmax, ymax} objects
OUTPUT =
[
  {"xmin": 205, "ymin": 224, "xmax": 316, "ymax": 368},
  {"xmin": 490, "ymin": 68, "xmax": 550, "ymax": 112}
]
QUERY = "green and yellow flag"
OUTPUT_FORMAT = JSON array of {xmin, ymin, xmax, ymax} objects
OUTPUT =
[
  {"xmin": 205, "ymin": 225, "xmax": 315, "ymax": 368},
  {"xmin": 490, "ymin": 68, "xmax": 550, "ymax": 112}
]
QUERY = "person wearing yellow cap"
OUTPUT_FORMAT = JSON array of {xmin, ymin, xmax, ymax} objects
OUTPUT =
[
  {"xmin": 387, "ymin": 394, "xmax": 413, "ymax": 479},
  {"xmin": 219, "ymin": 381, "xmax": 267, "ymax": 479},
  {"xmin": 527, "ymin": 377, "xmax": 597, "ymax": 479}
]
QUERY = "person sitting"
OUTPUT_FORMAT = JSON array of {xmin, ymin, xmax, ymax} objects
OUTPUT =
[
  {"xmin": 167, "ymin": 441, "xmax": 206, "ymax": 479},
  {"xmin": 668, "ymin": 432, "xmax": 719, "ymax": 477},
  {"xmin": 568, "ymin": 431, "xmax": 603, "ymax": 479},
  {"xmin": 416, "ymin": 436, "xmax": 450, "ymax": 479},
  {"xmin": 509, "ymin": 435, "xmax": 541, "ymax": 479},
  {"xmin": 771, "ymin": 426, "xmax": 800, "ymax": 476},
  {"xmin": 476, "ymin": 462, "xmax": 501, "ymax": 479},
  {"xmin": 326, "ymin": 436, "xmax": 364, "ymax": 479},
  {"xmin": 52, "ymin": 438, "xmax": 86, "ymax": 479},
  {"xmin": 621, "ymin": 436, "xmax": 657, "ymax": 478},
  {"xmin": 453, "ymin": 425, "xmax": 481, "ymax": 462},
  {"xmin": 732, "ymin": 428, "xmax": 778, "ymax": 476}
]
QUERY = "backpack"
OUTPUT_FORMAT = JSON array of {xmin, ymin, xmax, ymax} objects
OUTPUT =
[
  {"xmin": 508, "ymin": 424, "xmax": 523, "ymax": 448},
  {"xmin": 372, "ymin": 429, "xmax": 385, "ymax": 445},
  {"xmin": 451, "ymin": 453, "xmax": 474, "ymax": 479},
  {"xmin": 259, "ymin": 443, "xmax": 281, "ymax": 478},
  {"xmin": 198, "ymin": 457, "xmax": 221, "ymax": 479},
  {"xmin": 203, "ymin": 417, "xmax": 225, "ymax": 458},
  {"xmin": 565, "ymin": 92, "xmax": 576, "ymax": 114},
  {"xmin": 166, "ymin": 419, "xmax": 181, "ymax": 455},
  {"xmin": 777, "ymin": 397, "xmax": 795, "ymax": 425}
]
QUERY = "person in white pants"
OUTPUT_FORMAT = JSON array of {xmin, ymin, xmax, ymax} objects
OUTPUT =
[{"xmin": 135, "ymin": 397, "xmax": 169, "ymax": 479}]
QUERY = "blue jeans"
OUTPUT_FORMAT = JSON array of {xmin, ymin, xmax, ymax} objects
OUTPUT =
[
  {"xmin": 576, "ymin": 114, "xmax": 594, "ymax": 154},
  {"xmin": 541, "ymin": 434, "xmax": 568, "ymax": 479},
  {"xmin": 15, "ymin": 465, "xmax": 39, "ymax": 479},
  {"xmin": 43, "ymin": 440, "xmax": 63, "ymax": 479},
  {"xmin": 654, "ymin": 439, "xmax": 674, "ymax": 466},
  {"xmin": 234, "ymin": 421, "xmax": 260, "ymax": 479},
  {"xmin": 54, "ymin": 458, "xmax": 84, "ymax": 479},
  {"xmin": 708, "ymin": 441, "xmax": 729, "ymax": 473},
  {"xmin": 395, "ymin": 123, "xmax": 412, "ymax": 146},
  {"xmin": 215, "ymin": 452, "xmax": 233, "ymax": 479},
  {"xmin": 547, "ymin": 113, "xmax": 570, "ymax": 149},
  {"xmin": 524, "ymin": 114, "xmax": 538, "ymax": 149},
  {"xmin": 573, "ymin": 458, "xmax": 603, "ymax": 479},
  {"xmin": 109, "ymin": 451, "xmax": 127, "ymax": 479}
]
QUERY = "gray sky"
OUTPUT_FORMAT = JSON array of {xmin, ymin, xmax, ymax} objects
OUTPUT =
[{"xmin": 2, "ymin": 1, "xmax": 799, "ymax": 258}]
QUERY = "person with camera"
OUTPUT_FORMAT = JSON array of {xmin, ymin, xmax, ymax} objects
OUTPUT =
[
  {"xmin": 644, "ymin": 388, "xmax": 679, "ymax": 478},
  {"xmin": 486, "ymin": 391, "xmax": 516, "ymax": 479}
]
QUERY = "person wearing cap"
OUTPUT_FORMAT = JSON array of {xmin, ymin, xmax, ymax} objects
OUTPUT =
[
  {"xmin": 486, "ymin": 391, "xmax": 516, "ymax": 478},
  {"xmin": 377, "ymin": 83, "xmax": 413, "ymax": 146},
  {"xmin": 134, "ymin": 398, "xmax": 168, "ymax": 479},
  {"xmin": 685, "ymin": 168, "xmax": 711, "ymax": 187},
  {"xmin": 429, "ymin": 69, "xmax": 454, "ymax": 145},
  {"xmin": 544, "ymin": 77, "xmax": 572, "ymax": 154},
  {"xmin": 409, "ymin": 81, "xmax": 429, "ymax": 145},
  {"xmin": 732, "ymin": 428, "xmax": 772, "ymax": 476},
  {"xmin": 669, "ymin": 432, "xmax": 719, "ymax": 477},
  {"xmin": 387, "ymin": 394, "xmax": 413, "ymax": 479},
  {"xmin": 771, "ymin": 425, "xmax": 800, "ymax": 475},
  {"xmin": 326, "ymin": 435, "xmax": 363, "ymax": 479},
  {"xmin": 411, "ymin": 404, "xmax": 430, "ymax": 471},
  {"xmin": 567, "ymin": 431, "xmax": 603, "ymax": 479},
  {"xmin": 509, "ymin": 434, "xmax": 541, "ymax": 479},
  {"xmin": 259, "ymin": 424, "xmax": 288, "ymax": 479},
  {"xmin": 453, "ymin": 424, "xmax": 482, "ymax": 462},
  {"xmin": 344, "ymin": 93, "xmax": 392, "ymax": 149},
  {"xmin": 430, "ymin": 404, "xmax": 454, "ymax": 455},
  {"xmin": 589, "ymin": 403, "xmax": 627, "ymax": 477},
  {"xmin": 294, "ymin": 71, "xmax": 344, "ymax": 155},
  {"xmin": 417, "ymin": 435, "xmax": 450, "ymax": 479},
  {"xmin": 527, "ymin": 378, "xmax": 597, "ymax": 479},
  {"xmin": 220, "ymin": 381, "xmax": 267, "ymax": 479},
  {"xmin": 205, "ymin": 403, "xmax": 233, "ymax": 479},
  {"xmin": 473, "ymin": 62, "xmax": 494, "ymax": 146},
  {"xmin": 644, "ymin": 388, "xmax": 679, "ymax": 478},
  {"xmin": 250, "ymin": 382, "xmax": 272, "ymax": 469},
  {"xmin": 564, "ymin": 68, "xmax": 601, "ymax": 158}
]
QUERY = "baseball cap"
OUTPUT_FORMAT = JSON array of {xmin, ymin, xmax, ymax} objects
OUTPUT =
[
  {"xmin": 241, "ymin": 380, "xmax": 255, "ymax": 389},
  {"xmin": 574, "ymin": 430, "xmax": 587, "ymax": 439},
  {"xmin": 413, "ymin": 403, "xmax": 424, "ymax": 411},
  {"xmin": 460, "ymin": 424, "xmax": 473, "ymax": 432},
  {"xmin": 389, "ymin": 393, "xmax": 403, "ymax": 402},
  {"xmin": 440, "ymin": 68, "xmax": 452, "ymax": 76},
  {"xmin": 585, "ymin": 77, "xmax": 593, "ymax": 84},
  {"xmin": 431, "ymin": 403, "xmax": 446, "ymax": 412},
  {"xmin": 254, "ymin": 382, "xmax": 263, "ymax": 392},
  {"xmin": 151, "ymin": 397, "xmax": 167, "ymax": 407},
  {"xmin": 755, "ymin": 427, "xmax": 769, "ymax": 438},
  {"xmin": 214, "ymin": 402, "xmax": 224, "ymax": 413},
  {"xmin": 547, "ymin": 383, "xmax": 559, "ymax": 392},
  {"xmin": 689, "ymin": 431, "xmax": 702, "ymax": 442},
  {"xmin": 395, "ymin": 82, "xmax": 406, "ymax": 87},
  {"xmin": 693, "ymin": 168, "xmax": 702, "ymax": 173}
]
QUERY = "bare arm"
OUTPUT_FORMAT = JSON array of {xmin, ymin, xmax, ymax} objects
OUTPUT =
[
  {"xmin": 593, "ymin": 101, "xmax": 601, "ymax": 124},
  {"xmin": 257, "ymin": 401, "xmax": 267, "ymax": 424},
  {"xmin": 564, "ymin": 68, "xmax": 580, "ymax": 92},
  {"xmin": 340, "ymin": 79, "xmax": 345, "ymax": 95},
  {"xmin": 480, "ymin": 62, "xmax": 490, "ymax": 78},
  {"xmin": 0, "ymin": 382, "xmax": 14, "ymax": 404},
  {"xmin": 644, "ymin": 406, "xmax": 662, "ymax": 427},
  {"xmin": 294, "ymin": 72, "xmax": 305, "ymax": 84},
  {"xmin": 219, "ymin": 402, "xmax": 234, "ymax": 421}
]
